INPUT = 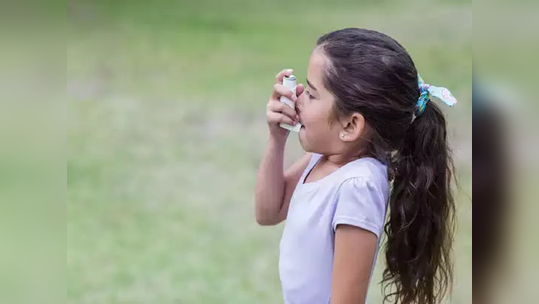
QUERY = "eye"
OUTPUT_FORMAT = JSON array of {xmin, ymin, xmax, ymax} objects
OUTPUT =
[{"xmin": 305, "ymin": 90, "xmax": 316, "ymax": 100}]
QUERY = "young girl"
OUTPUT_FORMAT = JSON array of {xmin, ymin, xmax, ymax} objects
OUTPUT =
[{"xmin": 255, "ymin": 28, "xmax": 457, "ymax": 304}]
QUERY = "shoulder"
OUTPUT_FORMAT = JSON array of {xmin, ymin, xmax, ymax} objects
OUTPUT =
[
  {"xmin": 341, "ymin": 158, "xmax": 388, "ymax": 183},
  {"xmin": 310, "ymin": 155, "xmax": 389, "ymax": 191},
  {"xmin": 334, "ymin": 158, "xmax": 389, "ymax": 198},
  {"xmin": 331, "ymin": 159, "xmax": 390, "ymax": 237}
]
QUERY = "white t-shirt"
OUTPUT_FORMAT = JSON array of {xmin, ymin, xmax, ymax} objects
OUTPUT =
[{"xmin": 279, "ymin": 153, "xmax": 390, "ymax": 304}]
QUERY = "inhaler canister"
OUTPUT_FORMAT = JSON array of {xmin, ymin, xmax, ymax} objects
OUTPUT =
[{"xmin": 279, "ymin": 75, "xmax": 302, "ymax": 132}]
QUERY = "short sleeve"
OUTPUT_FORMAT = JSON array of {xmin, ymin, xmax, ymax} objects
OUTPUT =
[{"xmin": 332, "ymin": 177, "xmax": 387, "ymax": 238}]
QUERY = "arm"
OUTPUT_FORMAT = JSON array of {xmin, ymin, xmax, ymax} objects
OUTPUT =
[
  {"xmin": 255, "ymin": 68, "xmax": 309, "ymax": 226},
  {"xmin": 331, "ymin": 225, "xmax": 378, "ymax": 304},
  {"xmin": 255, "ymin": 147, "xmax": 311, "ymax": 226}
]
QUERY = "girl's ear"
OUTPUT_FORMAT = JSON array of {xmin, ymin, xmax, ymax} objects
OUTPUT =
[{"xmin": 340, "ymin": 113, "xmax": 366, "ymax": 142}]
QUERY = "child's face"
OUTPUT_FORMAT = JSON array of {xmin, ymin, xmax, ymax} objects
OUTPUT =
[{"xmin": 297, "ymin": 49, "xmax": 343, "ymax": 154}]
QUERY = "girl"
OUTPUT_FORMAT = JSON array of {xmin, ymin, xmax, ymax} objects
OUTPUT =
[{"xmin": 255, "ymin": 28, "xmax": 457, "ymax": 304}]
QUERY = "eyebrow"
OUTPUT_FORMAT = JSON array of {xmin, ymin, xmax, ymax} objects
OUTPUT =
[{"xmin": 306, "ymin": 78, "xmax": 318, "ymax": 91}]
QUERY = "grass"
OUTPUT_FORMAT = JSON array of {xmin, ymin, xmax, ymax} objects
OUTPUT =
[{"xmin": 67, "ymin": 1, "xmax": 472, "ymax": 303}]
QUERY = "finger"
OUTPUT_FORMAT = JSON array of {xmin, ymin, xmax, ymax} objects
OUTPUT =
[
  {"xmin": 272, "ymin": 83, "xmax": 298, "ymax": 101},
  {"xmin": 268, "ymin": 99, "xmax": 298, "ymax": 118},
  {"xmin": 296, "ymin": 83, "xmax": 304, "ymax": 96},
  {"xmin": 279, "ymin": 114, "xmax": 297, "ymax": 126},
  {"xmin": 275, "ymin": 69, "xmax": 294, "ymax": 84},
  {"xmin": 268, "ymin": 112, "xmax": 296, "ymax": 126},
  {"xmin": 268, "ymin": 100, "xmax": 298, "ymax": 120}
]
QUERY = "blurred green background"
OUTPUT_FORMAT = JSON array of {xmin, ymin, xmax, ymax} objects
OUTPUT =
[{"xmin": 67, "ymin": 0, "xmax": 472, "ymax": 303}]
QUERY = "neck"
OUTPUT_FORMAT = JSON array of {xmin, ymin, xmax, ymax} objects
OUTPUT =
[
  {"xmin": 323, "ymin": 142, "xmax": 370, "ymax": 166},
  {"xmin": 324, "ymin": 153, "xmax": 361, "ymax": 167}
]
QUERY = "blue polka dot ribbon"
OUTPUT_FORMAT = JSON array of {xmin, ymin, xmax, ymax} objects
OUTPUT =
[{"xmin": 416, "ymin": 74, "xmax": 458, "ymax": 116}]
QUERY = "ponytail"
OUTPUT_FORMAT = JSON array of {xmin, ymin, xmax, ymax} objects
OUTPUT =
[{"xmin": 383, "ymin": 102, "xmax": 456, "ymax": 304}]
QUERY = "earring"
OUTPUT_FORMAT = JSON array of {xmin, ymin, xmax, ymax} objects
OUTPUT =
[{"xmin": 340, "ymin": 133, "xmax": 345, "ymax": 139}]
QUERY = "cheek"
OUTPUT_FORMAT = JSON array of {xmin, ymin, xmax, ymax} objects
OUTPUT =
[
  {"xmin": 299, "ymin": 118, "xmax": 333, "ymax": 147},
  {"xmin": 299, "ymin": 126, "xmax": 337, "ymax": 154},
  {"xmin": 297, "ymin": 98, "xmax": 340, "ymax": 152},
  {"xmin": 301, "ymin": 103, "xmax": 327, "ymax": 125}
]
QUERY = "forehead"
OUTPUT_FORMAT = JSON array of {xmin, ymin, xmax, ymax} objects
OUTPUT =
[{"xmin": 307, "ymin": 49, "xmax": 328, "ymax": 87}]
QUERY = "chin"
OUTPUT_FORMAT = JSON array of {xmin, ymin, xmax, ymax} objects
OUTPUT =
[
  {"xmin": 298, "ymin": 128, "xmax": 314, "ymax": 153},
  {"xmin": 298, "ymin": 130, "xmax": 309, "ymax": 151}
]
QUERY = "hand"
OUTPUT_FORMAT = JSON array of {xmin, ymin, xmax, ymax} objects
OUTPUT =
[{"xmin": 266, "ymin": 69, "xmax": 304, "ymax": 141}]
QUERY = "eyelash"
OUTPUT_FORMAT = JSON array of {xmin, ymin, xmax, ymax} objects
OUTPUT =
[{"xmin": 305, "ymin": 90, "xmax": 315, "ymax": 100}]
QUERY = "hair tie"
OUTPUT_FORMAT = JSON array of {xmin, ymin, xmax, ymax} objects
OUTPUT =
[{"xmin": 415, "ymin": 74, "xmax": 458, "ymax": 117}]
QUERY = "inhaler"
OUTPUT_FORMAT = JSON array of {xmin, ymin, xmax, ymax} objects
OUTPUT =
[{"xmin": 279, "ymin": 75, "xmax": 302, "ymax": 132}]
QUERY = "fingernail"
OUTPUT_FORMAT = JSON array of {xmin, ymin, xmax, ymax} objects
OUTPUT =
[{"xmin": 286, "ymin": 69, "xmax": 293, "ymax": 73}]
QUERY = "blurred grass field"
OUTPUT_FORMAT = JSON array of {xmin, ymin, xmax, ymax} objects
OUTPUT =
[{"xmin": 67, "ymin": 1, "xmax": 472, "ymax": 303}]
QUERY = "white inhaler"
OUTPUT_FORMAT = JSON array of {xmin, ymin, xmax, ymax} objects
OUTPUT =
[{"xmin": 279, "ymin": 75, "xmax": 302, "ymax": 132}]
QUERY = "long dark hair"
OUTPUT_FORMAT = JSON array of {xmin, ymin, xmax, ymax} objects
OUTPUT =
[{"xmin": 317, "ymin": 28, "xmax": 455, "ymax": 304}]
